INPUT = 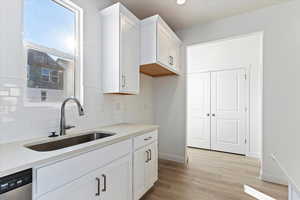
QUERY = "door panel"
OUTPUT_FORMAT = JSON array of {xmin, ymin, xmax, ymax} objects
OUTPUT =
[
  {"xmin": 187, "ymin": 72, "xmax": 211, "ymax": 149},
  {"xmin": 146, "ymin": 142, "xmax": 158, "ymax": 189},
  {"xmin": 120, "ymin": 13, "xmax": 139, "ymax": 93},
  {"xmin": 211, "ymin": 69, "xmax": 247, "ymax": 155},
  {"xmin": 38, "ymin": 169, "xmax": 99, "ymax": 200},
  {"xmin": 134, "ymin": 147, "xmax": 147, "ymax": 200},
  {"xmin": 169, "ymin": 39, "xmax": 179, "ymax": 70},
  {"xmin": 101, "ymin": 155, "xmax": 132, "ymax": 200},
  {"xmin": 157, "ymin": 23, "xmax": 171, "ymax": 67}
]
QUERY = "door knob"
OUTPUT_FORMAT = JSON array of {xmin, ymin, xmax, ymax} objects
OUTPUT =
[
  {"xmin": 206, "ymin": 113, "xmax": 210, "ymax": 117},
  {"xmin": 212, "ymin": 114, "xmax": 216, "ymax": 117}
]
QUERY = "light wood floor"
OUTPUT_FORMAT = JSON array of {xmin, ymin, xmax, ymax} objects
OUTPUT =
[{"xmin": 142, "ymin": 148, "xmax": 288, "ymax": 200}]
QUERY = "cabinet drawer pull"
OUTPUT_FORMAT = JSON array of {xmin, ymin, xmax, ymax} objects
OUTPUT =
[
  {"xmin": 95, "ymin": 177, "xmax": 100, "ymax": 196},
  {"xmin": 146, "ymin": 150, "xmax": 150, "ymax": 163},
  {"xmin": 144, "ymin": 136, "xmax": 153, "ymax": 141},
  {"xmin": 149, "ymin": 149, "xmax": 152, "ymax": 161},
  {"xmin": 102, "ymin": 174, "xmax": 107, "ymax": 192}
]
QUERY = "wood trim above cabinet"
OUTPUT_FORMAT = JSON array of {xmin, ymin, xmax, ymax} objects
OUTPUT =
[{"xmin": 140, "ymin": 63, "xmax": 179, "ymax": 77}]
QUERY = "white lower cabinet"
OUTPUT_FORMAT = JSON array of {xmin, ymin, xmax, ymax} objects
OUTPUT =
[
  {"xmin": 133, "ymin": 131, "xmax": 158, "ymax": 200},
  {"xmin": 33, "ymin": 130, "xmax": 158, "ymax": 200},
  {"xmin": 37, "ymin": 167, "xmax": 100, "ymax": 200},
  {"xmin": 38, "ymin": 155, "xmax": 131, "ymax": 200},
  {"xmin": 134, "ymin": 147, "xmax": 147, "ymax": 199},
  {"xmin": 100, "ymin": 155, "xmax": 132, "ymax": 200},
  {"xmin": 145, "ymin": 142, "xmax": 158, "ymax": 191}
]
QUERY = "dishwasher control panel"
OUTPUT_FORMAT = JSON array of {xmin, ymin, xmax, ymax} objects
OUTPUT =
[{"xmin": 0, "ymin": 169, "xmax": 32, "ymax": 194}]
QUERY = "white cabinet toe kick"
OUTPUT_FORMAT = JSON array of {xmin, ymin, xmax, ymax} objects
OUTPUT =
[
  {"xmin": 32, "ymin": 129, "xmax": 158, "ymax": 200},
  {"xmin": 289, "ymin": 184, "xmax": 300, "ymax": 200}
]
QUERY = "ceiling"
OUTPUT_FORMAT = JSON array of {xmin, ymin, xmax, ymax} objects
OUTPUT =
[{"xmin": 112, "ymin": 0, "xmax": 287, "ymax": 30}]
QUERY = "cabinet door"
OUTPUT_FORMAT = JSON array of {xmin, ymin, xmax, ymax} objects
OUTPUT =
[
  {"xmin": 100, "ymin": 155, "xmax": 132, "ymax": 200},
  {"xmin": 120, "ymin": 12, "xmax": 140, "ymax": 93},
  {"xmin": 169, "ymin": 40, "xmax": 180, "ymax": 70},
  {"xmin": 157, "ymin": 22, "xmax": 171, "ymax": 67},
  {"xmin": 38, "ymin": 169, "xmax": 99, "ymax": 200},
  {"xmin": 146, "ymin": 141, "xmax": 158, "ymax": 188},
  {"xmin": 134, "ymin": 147, "xmax": 147, "ymax": 200}
]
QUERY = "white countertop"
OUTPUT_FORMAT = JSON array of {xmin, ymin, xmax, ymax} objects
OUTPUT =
[
  {"xmin": 0, "ymin": 123, "xmax": 159, "ymax": 178},
  {"xmin": 272, "ymin": 153, "xmax": 300, "ymax": 193}
]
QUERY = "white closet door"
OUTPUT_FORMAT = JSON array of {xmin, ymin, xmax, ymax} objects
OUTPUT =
[
  {"xmin": 187, "ymin": 72, "xmax": 211, "ymax": 149},
  {"xmin": 211, "ymin": 69, "xmax": 248, "ymax": 155}
]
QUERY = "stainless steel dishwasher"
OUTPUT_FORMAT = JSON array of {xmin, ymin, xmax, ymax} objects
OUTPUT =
[{"xmin": 0, "ymin": 169, "xmax": 32, "ymax": 200}]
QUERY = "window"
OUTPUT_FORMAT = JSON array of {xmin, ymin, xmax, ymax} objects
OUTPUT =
[
  {"xmin": 51, "ymin": 70, "xmax": 59, "ymax": 83},
  {"xmin": 23, "ymin": 0, "xmax": 82, "ymax": 104},
  {"xmin": 41, "ymin": 68, "xmax": 50, "ymax": 82}
]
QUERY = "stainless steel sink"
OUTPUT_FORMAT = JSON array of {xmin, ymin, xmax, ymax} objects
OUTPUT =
[{"xmin": 26, "ymin": 132, "xmax": 116, "ymax": 152}]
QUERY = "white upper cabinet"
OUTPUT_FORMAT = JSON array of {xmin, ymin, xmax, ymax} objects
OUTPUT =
[
  {"xmin": 100, "ymin": 3, "xmax": 140, "ymax": 94},
  {"xmin": 141, "ymin": 15, "xmax": 181, "ymax": 77}
]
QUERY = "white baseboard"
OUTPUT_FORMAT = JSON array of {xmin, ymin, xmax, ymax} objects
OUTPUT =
[
  {"xmin": 158, "ymin": 152, "xmax": 185, "ymax": 163},
  {"xmin": 247, "ymin": 152, "xmax": 262, "ymax": 159},
  {"xmin": 261, "ymin": 172, "xmax": 288, "ymax": 186}
]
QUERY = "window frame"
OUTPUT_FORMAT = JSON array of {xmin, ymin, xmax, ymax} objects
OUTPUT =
[
  {"xmin": 50, "ymin": 70, "xmax": 59, "ymax": 83},
  {"xmin": 23, "ymin": 0, "xmax": 83, "ymax": 107}
]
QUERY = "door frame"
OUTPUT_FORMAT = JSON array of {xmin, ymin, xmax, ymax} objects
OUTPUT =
[
  {"xmin": 186, "ymin": 67, "xmax": 250, "ymax": 155},
  {"xmin": 184, "ymin": 32, "xmax": 264, "ymax": 165}
]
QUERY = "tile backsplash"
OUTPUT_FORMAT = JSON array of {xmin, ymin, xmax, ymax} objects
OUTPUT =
[{"xmin": 0, "ymin": 75, "xmax": 154, "ymax": 144}]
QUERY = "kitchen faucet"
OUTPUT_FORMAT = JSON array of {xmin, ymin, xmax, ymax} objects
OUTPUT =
[{"xmin": 60, "ymin": 97, "xmax": 85, "ymax": 136}]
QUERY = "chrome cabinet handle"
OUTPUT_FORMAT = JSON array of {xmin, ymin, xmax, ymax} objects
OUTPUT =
[
  {"xmin": 95, "ymin": 177, "xmax": 100, "ymax": 196},
  {"xmin": 146, "ymin": 150, "xmax": 150, "ymax": 163},
  {"xmin": 168, "ymin": 56, "xmax": 172, "ymax": 65},
  {"xmin": 144, "ymin": 136, "xmax": 153, "ymax": 141},
  {"xmin": 65, "ymin": 125, "xmax": 75, "ymax": 130},
  {"xmin": 122, "ymin": 74, "xmax": 126, "ymax": 88},
  {"xmin": 170, "ymin": 56, "xmax": 174, "ymax": 65},
  {"xmin": 102, "ymin": 174, "xmax": 107, "ymax": 192},
  {"xmin": 149, "ymin": 149, "xmax": 152, "ymax": 161}
]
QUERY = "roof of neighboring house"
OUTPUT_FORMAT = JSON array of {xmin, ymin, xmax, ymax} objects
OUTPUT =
[{"xmin": 27, "ymin": 49, "xmax": 65, "ymax": 71}]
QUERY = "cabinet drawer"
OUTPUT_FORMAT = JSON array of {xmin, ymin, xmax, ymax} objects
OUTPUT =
[
  {"xmin": 134, "ymin": 130, "xmax": 157, "ymax": 150},
  {"xmin": 35, "ymin": 139, "xmax": 132, "ymax": 197}
]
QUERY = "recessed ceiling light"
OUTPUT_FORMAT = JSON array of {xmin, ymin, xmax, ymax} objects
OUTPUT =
[{"xmin": 177, "ymin": 0, "xmax": 186, "ymax": 5}]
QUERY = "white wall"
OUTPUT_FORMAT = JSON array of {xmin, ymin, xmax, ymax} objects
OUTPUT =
[
  {"xmin": 0, "ymin": 0, "xmax": 154, "ymax": 144},
  {"xmin": 187, "ymin": 33, "xmax": 263, "ymax": 158},
  {"xmin": 153, "ymin": 75, "xmax": 186, "ymax": 163},
  {"xmin": 173, "ymin": 0, "xmax": 300, "ymax": 184}
]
